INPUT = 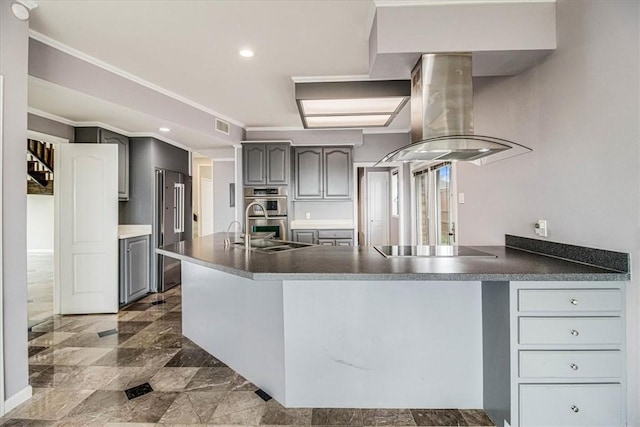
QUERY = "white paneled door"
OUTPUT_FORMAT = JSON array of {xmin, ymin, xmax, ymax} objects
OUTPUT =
[
  {"xmin": 200, "ymin": 177, "xmax": 214, "ymax": 236},
  {"xmin": 56, "ymin": 143, "xmax": 118, "ymax": 314},
  {"xmin": 367, "ymin": 171, "xmax": 390, "ymax": 246}
]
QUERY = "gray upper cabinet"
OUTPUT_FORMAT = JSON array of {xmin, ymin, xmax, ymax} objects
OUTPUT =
[
  {"xmin": 294, "ymin": 147, "xmax": 323, "ymax": 199},
  {"xmin": 266, "ymin": 144, "xmax": 289, "ymax": 184},
  {"xmin": 243, "ymin": 142, "xmax": 290, "ymax": 186},
  {"xmin": 243, "ymin": 144, "xmax": 266, "ymax": 185},
  {"xmin": 75, "ymin": 127, "xmax": 130, "ymax": 200},
  {"xmin": 323, "ymin": 147, "xmax": 352, "ymax": 199},
  {"xmin": 294, "ymin": 146, "xmax": 352, "ymax": 200}
]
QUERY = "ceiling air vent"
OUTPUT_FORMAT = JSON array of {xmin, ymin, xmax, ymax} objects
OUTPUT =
[{"xmin": 215, "ymin": 118, "xmax": 230, "ymax": 135}]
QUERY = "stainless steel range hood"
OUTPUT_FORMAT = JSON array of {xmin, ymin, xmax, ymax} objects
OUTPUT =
[{"xmin": 377, "ymin": 53, "xmax": 531, "ymax": 165}]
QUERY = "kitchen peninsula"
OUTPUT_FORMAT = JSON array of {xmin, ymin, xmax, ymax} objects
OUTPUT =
[{"xmin": 158, "ymin": 234, "xmax": 629, "ymax": 427}]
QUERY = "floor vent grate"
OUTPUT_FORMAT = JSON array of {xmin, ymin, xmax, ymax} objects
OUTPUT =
[
  {"xmin": 125, "ymin": 383, "xmax": 154, "ymax": 400},
  {"xmin": 255, "ymin": 389, "xmax": 272, "ymax": 401}
]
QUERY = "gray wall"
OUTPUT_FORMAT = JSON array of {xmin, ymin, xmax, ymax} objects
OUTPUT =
[
  {"xmin": 353, "ymin": 133, "xmax": 410, "ymax": 163},
  {"xmin": 27, "ymin": 113, "xmax": 75, "ymax": 142},
  {"xmin": 246, "ymin": 129, "xmax": 362, "ymax": 146},
  {"xmin": 120, "ymin": 136, "xmax": 191, "ymax": 226},
  {"xmin": 457, "ymin": 1, "xmax": 639, "ymax": 423},
  {"xmin": 0, "ymin": 0, "xmax": 29, "ymax": 399},
  {"xmin": 292, "ymin": 201, "xmax": 353, "ymax": 221},
  {"xmin": 212, "ymin": 161, "xmax": 236, "ymax": 233},
  {"xmin": 119, "ymin": 137, "xmax": 191, "ymax": 292},
  {"xmin": 28, "ymin": 39, "xmax": 244, "ymax": 144},
  {"xmin": 119, "ymin": 138, "xmax": 153, "ymax": 225}
]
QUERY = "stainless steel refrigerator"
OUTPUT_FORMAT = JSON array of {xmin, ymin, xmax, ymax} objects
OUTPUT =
[{"xmin": 155, "ymin": 169, "xmax": 191, "ymax": 292}]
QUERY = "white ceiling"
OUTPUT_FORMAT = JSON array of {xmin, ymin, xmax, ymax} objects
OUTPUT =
[
  {"xmin": 28, "ymin": 0, "xmax": 374, "ymax": 133},
  {"xmin": 28, "ymin": 76, "xmax": 231, "ymax": 150},
  {"xmin": 26, "ymin": 0, "xmax": 548, "ymax": 152}
]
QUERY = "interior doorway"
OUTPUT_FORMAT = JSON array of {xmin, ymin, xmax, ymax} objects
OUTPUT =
[
  {"xmin": 26, "ymin": 132, "xmax": 63, "ymax": 328},
  {"xmin": 192, "ymin": 154, "xmax": 214, "ymax": 238},
  {"xmin": 367, "ymin": 170, "xmax": 390, "ymax": 246},
  {"xmin": 356, "ymin": 166, "xmax": 397, "ymax": 247}
]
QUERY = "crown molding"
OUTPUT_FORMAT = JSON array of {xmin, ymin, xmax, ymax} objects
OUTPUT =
[
  {"xmin": 374, "ymin": 0, "xmax": 554, "ymax": 6},
  {"xmin": 28, "ymin": 107, "xmax": 74, "ymax": 126},
  {"xmin": 291, "ymin": 75, "xmax": 370, "ymax": 83},
  {"xmin": 245, "ymin": 126, "xmax": 305, "ymax": 132},
  {"xmin": 29, "ymin": 30, "xmax": 246, "ymax": 130},
  {"xmin": 28, "ymin": 108, "xmax": 192, "ymax": 153},
  {"xmin": 362, "ymin": 127, "xmax": 411, "ymax": 134}
]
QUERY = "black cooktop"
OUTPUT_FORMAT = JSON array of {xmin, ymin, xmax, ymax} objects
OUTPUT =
[{"xmin": 374, "ymin": 245, "xmax": 497, "ymax": 258}]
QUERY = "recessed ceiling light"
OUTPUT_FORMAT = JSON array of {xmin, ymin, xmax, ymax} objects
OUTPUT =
[
  {"xmin": 159, "ymin": 127, "xmax": 171, "ymax": 132},
  {"xmin": 478, "ymin": 148, "xmax": 490, "ymax": 152},
  {"xmin": 239, "ymin": 49, "xmax": 254, "ymax": 58}
]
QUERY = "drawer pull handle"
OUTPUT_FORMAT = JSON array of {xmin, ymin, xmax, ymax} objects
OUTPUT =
[
  {"xmin": 571, "ymin": 405, "xmax": 579, "ymax": 413},
  {"xmin": 570, "ymin": 298, "xmax": 579, "ymax": 305},
  {"xmin": 570, "ymin": 363, "xmax": 579, "ymax": 370},
  {"xmin": 570, "ymin": 329, "xmax": 580, "ymax": 336}
]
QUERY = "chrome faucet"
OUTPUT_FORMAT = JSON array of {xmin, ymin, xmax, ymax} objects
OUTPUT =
[
  {"xmin": 245, "ymin": 202, "xmax": 268, "ymax": 251},
  {"xmin": 224, "ymin": 220, "xmax": 242, "ymax": 248}
]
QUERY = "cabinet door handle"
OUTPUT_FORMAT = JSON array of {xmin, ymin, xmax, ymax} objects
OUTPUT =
[
  {"xmin": 571, "ymin": 405, "xmax": 579, "ymax": 413},
  {"xmin": 570, "ymin": 329, "xmax": 580, "ymax": 336},
  {"xmin": 570, "ymin": 363, "xmax": 579, "ymax": 370},
  {"xmin": 570, "ymin": 298, "xmax": 579, "ymax": 305}
]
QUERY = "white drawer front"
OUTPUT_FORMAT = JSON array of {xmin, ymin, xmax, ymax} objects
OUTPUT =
[
  {"xmin": 519, "ymin": 350, "xmax": 622, "ymax": 379},
  {"xmin": 520, "ymin": 383, "xmax": 622, "ymax": 426},
  {"xmin": 519, "ymin": 289, "xmax": 621, "ymax": 312},
  {"xmin": 519, "ymin": 317, "xmax": 622, "ymax": 345}
]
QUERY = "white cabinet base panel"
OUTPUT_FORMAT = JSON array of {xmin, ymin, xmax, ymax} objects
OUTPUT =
[{"xmin": 181, "ymin": 261, "xmax": 483, "ymax": 408}]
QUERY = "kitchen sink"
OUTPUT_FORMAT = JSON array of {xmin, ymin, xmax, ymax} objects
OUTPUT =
[{"xmin": 231, "ymin": 239, "xmax": 315, "ymax": 253}]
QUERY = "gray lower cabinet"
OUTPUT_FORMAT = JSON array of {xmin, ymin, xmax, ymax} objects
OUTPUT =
[
  {"xmin": 242, "ymin": 142, "xmax": 290, "ymax": 186},
  {"xmin": 75, "ymin": 127, "xmax": 130, "ymax": 200},
  {"xmin": 318, "ymin": 238, "xmax": 354, "ymax": 246},
  {"xmin": 318, "ymin": 229, "xmax": 353, "ymax": 246},
  {"xmin": 292, "ymin": 230, "xmax": 317, "ymax": 245},
  {"xmin": 294, "ymin": 146, "xmax": 352, "ymax": 200},
  {"xmin": 119, "ymin": 235, "xmax": 150, "ymax": 305},
  {"xmin": 293, "ymin": 229, "xmax": 353, "ymax": 246}
]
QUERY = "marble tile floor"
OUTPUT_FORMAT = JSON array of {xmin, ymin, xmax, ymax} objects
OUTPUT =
[
  {"xmin": 2, "ymin": 286, "xmax": 494, "ymax": 426},
  {"xmin": 27, "ymin": 253, "xmax": 55, "ymax": 328}
]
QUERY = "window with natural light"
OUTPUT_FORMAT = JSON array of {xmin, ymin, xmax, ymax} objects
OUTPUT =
[{"xmin": 391, "ymin": 170, "xmax": 399, "ymax": 217}]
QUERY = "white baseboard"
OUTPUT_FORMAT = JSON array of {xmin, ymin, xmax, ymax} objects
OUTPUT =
[{"xmin": 4, "ymin": 385, "xmax": 33, "ymax": 414}]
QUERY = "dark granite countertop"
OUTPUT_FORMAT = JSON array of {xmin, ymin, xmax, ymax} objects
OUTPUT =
[{"xmin": 157, "ymin": 234, "xmax": 630, "ymax": 281}]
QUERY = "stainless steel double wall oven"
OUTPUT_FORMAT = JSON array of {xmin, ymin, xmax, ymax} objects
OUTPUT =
[{"xmin": 244, "ymin": 186, "xmax": 288, "ymax": 240}]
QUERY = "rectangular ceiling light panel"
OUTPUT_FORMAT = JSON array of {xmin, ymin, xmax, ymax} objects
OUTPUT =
[
  {"xmin": 305, "ymin": 114, "xmax": 392, "ymax": 128},
  {"xmin": 295, "ymin": 80, "xmax": 410, "ymax": 129},
  {"xmin": 300, "ymin": 97, "xmax": 407, "ymax": 115}
]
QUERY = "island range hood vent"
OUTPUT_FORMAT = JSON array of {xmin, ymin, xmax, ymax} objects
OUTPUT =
[{"xmin": 377, "ymin": 53, "xmax": 531, "ymax": 165}]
